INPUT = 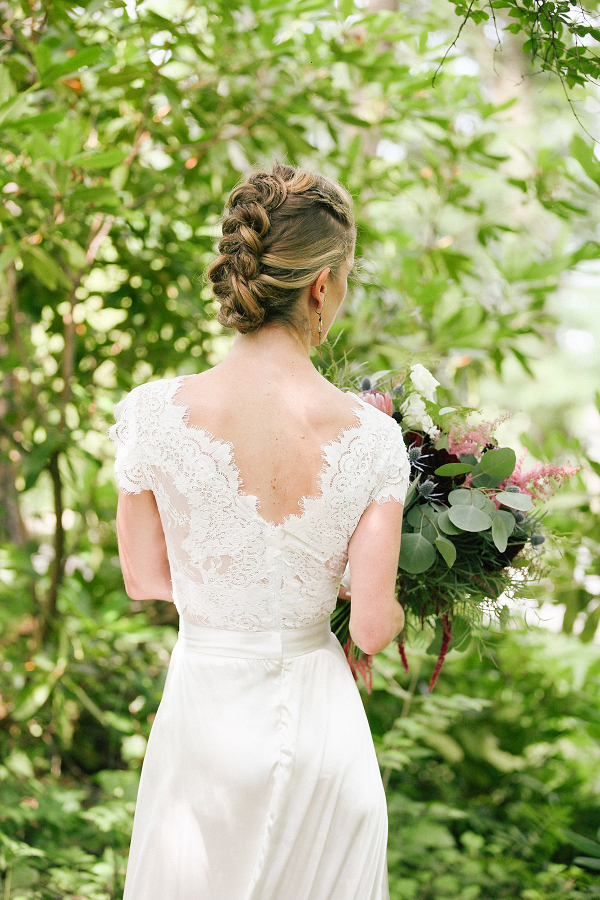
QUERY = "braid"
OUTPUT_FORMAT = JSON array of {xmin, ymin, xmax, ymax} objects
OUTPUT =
[{"xmin": 207, "ymin": 162, "xmax": 355, "ymax": 334}]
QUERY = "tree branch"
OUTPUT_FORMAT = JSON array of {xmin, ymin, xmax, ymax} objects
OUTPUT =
[{"xmin": 40, "ymin": 451, "xmax": 64, "ymax": 644}]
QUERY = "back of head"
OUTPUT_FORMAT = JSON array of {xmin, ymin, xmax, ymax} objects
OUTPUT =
[{"xmin": 207, "ymin": 162, "xmax": 356, "ymax": 334}]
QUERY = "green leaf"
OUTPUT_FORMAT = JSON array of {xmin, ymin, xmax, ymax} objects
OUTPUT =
[
  {"xmin": 448, "ymin": 489, "xmax": 474, "ymax": 506},
  {"xmin": 574, "ymin": 857, "xmax": 600, "ymax": 871},
  {"xmin": 22, "ymin": 245, "xmax": 73, "ymax": 290},
  {"xmin": 0, "ymin": 243, "xmax": 20, "ymax": 272},
  {"xmin": 3, "ymin": 108, "xmax": 64, "ymax": 131},
  {"xmin": 570, "ymin": 133, "xmax": 600, "ymax": 187},
  {"xmin": 75, "ymin": 148, "xmax": 128, "ymax": 170},
  {"xmin": 426, "ymin": 618, "xmax": 446, "ymax": 655},
  {"xmin": 40, "ymin": 46, "xmax": 105, "ymax": 85},
  {"xmin": 479, "ymin": 447, "xmax": 517, "ymax": 479},
  {"xmin": 398, "ymin": 532, "xmax": 437, "ymax": 574},
  {"xmin": 434, "ymin": 463, "xmax": 474, "ymax": 476},
  {"xmin": 448, "ymin": 505, "xmax": 493, "ymax": 532},
  {"xmin": 496, "ymin": 491, "xmax": 534, "ymax": 511},
  {"xmin": 470, "ymin": 468, "xmax": 502, "ymax": 489},
  {"xmin": 470, "ymin": 490, "xmax": 490, "ymax": 510},
  {"xmin": 434, "ymin": 433, "xmax": 449, "ymax": 450},
  {"xmin": 497, "ymin": 509, "xmax": 516, "ymax": 536},
  {"xmin": 12, "ymin": 681, "xmax": 52, "ymax": 720},
  {"xmin": 403, "ymin": 476, "xmax": 421, "ymax": 511},
  {"xmin": 451, "ymin": 615, "xmax": 472, "ymax": 651},
  {"xmin": 562, "ymin": 829, "xmax": 600, "ymax": 857},
  {"xmin": 62, "ymin": 239, "xmax": 87, "ymax": 269},
  {"xmin": 407, "ymin": 505, "xmax": 427, "ymax": 527},
  {"xmin": 437, "ymin": 509, "xmax": 463, "ymax": 535},
  {"xmin": 491, "ymin": 512, "xmax": 509, "ymax": 552},
  {"xmin": 435, "ymin": 536, "xmax": 457, "ymax": 567}
]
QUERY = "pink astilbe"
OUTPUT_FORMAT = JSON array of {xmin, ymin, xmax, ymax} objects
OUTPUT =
[
  {"xmin": 359, "ymin": 389, "xmax": 393, "ymax": 416},
  {"xmin": 428, "ymin": 614, "xmax": 452, "ymax": 693},
  {"xmin": 397, "ymin": 634, "xmax": 410, "ymax": 675},
  {"xmin": 502, "ymin": 450, "xmax": 579, "ymax": 501},
  {"xmin": 343, "ymin": 639, "xmax": 373, "ymax": 693},
  {"xmin": 448, "ymin": 419, "xmax": 504, "ymax": 458}
]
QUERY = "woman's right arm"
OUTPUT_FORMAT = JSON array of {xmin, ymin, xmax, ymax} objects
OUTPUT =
[{"xmin": 346, "ymin": 497, "xmax": 405, "ymax": 656}]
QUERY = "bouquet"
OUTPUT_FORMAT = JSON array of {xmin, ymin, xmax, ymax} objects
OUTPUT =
[{"xmin": 331, "ymin": 364, "xmax": 578, "ymax": 692}]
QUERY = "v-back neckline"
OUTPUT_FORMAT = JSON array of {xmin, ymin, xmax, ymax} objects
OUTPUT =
[{"xmin": 169, "ymin": 376, "xmax": 369, "ymax": 530}]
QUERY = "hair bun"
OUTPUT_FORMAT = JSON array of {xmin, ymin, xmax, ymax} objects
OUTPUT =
[
  {"xmin": 230, "ymin": 171, "xmax": 288, "ymax": 214},
  {"xmin": 207, "ymin": 162, "xmax": 355, "ymax": 335}
]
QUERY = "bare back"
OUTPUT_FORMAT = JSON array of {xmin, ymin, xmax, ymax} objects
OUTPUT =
[{"xmin": 174, "ymin": 366, "xmax": 361, "ymax": 528}]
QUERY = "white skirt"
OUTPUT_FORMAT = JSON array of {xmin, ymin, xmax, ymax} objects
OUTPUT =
[{"xmin": 122, "ymin": 616, "xmax": 390, "ymax": 900}]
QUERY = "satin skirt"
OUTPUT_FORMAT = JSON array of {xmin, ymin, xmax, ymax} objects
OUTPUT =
[{"xmin": 122, "ymin": 616, "xmax": 390, "ymax": 900}]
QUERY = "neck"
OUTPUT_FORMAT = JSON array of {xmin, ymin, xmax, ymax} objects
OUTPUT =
[{"xmin": 225, "ymin": 322, "xmax": 316, "ymax": 372}]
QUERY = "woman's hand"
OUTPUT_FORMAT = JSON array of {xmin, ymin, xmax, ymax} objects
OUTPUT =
[{"xmin": 337, "ymin": 585, "xmax": 351, "ymax": 601}]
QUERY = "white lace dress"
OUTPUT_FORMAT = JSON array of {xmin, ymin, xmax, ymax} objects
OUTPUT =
[{"xmin": 109, "ymin": 376, "xmax": 410, "ymax": 900}]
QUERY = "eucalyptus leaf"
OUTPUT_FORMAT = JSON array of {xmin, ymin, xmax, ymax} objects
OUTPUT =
[
  {"xmin": 496, "ymin": 491, "xmax": 534, "ymax": 511},
  {"xmin": 448, "ymin": 505, "xmax": 493, "ymax": 532},
  {"xmin": 398, "ymin": 533, "xmax": 437, "ymax": 574},
  {"xmin": 470, "ymin": 465, "xmax": 505, "ymax": 489},
  {"xmin": 470, "ymin": 490, "xmax": 489, "ymax": 511},
  {"xmin": 407, "ymin": 505, "xmax": 427, "ymax": 528},
  {"xmin": 438, "ymin": 509, "xmax": 463, "ymax": 535},
  {"xmin": 479, "ymin": 447, "xmax": 517, "ymax": 479},
  {"xmin": 434, "ymin": 463, "xmax": 474, "ymax": 476},
  {"xmin": 435, "ymin": 536, "xmax": 457, "ymax": 567},
  {"xmin": 491, "ymin": 512, "xmax": 509, "ymax": 552},
  {"xmin": 448, "ymin": 489, "xmax": 473, "ymax": 506},
  {"xmin": 497, "ymin": 509, "xmax": 516, "ymax": 536}
]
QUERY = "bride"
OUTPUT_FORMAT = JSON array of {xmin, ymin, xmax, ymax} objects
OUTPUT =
[{"xmin": 109, "ymin": 162, "xmax": 409, "ymax": 899}]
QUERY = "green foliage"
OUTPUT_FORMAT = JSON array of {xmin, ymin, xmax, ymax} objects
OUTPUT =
[
  {"xmin": 366, "ymin": 624, "xmax": 600, "ymax": 900},
  {"xmin": 442, "ymin": 0, "xmax": 600, "ymax": 92}
]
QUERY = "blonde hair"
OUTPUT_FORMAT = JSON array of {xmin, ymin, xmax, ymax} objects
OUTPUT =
[{"xmin": 207, "ymin": 162, "xmax": 356, "ymax": 334}]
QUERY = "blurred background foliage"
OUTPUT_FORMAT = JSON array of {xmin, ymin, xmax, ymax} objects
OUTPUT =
[{"xmin": 0, "ymin": 0, "xmax": 599, "ymax": 896}]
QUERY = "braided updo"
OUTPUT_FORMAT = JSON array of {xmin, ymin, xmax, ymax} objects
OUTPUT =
[{"xmin": 207, "ymin": 162, "xmax": 356, "ymax": 334}]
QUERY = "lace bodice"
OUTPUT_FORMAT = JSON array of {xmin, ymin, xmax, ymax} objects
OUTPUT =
[{"xmin": 108, "ymin": 376, "xmax": 410, "ymax": 631}]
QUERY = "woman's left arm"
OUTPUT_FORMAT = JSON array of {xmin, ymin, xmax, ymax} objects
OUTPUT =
[{"xmin": 116, "ymin": 490, "xmax": 173, "ymax": 602}]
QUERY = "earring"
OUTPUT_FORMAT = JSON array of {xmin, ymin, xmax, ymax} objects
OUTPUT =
[{"xmin": 317, "ymin": 297, "xmax": 325, "ymax": 343}]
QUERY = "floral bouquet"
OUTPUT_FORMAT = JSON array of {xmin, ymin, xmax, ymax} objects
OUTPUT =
[{"xmin": 331, "ymin": 363, "xmax": 578, "ymax": 692}]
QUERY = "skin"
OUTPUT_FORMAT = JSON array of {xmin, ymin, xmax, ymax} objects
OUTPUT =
[{"xmin": 116, "ymin": 257, "xmax": 405, "ymax": 655}]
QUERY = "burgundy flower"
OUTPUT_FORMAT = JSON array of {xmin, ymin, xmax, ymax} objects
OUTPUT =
[{"xmin": 359, "ymin": 389, "xmax": 393, "ymax": 416}]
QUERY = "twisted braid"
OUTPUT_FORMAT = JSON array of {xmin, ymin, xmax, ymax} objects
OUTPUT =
[{"xmin": 207, "ymin": 162, "xmax": 355, "ymax": 334}]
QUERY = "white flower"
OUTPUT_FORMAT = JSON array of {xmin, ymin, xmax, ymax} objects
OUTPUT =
[
  {"xmin": 400, "ymin": 394, "xmax": 439, "ymax": 438},
  {"xmin": 409, "ymin": 363, "xmax": 440, "ymax": 402}
]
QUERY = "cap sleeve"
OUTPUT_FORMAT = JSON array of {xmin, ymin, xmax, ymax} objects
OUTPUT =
[
  {"xmin": 107, "ymin": 389, "xmax": 152, "ymax": 494},
  {"xmin": 370, "ymin": 423, "xmax": 411, "ymax": 506}
]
